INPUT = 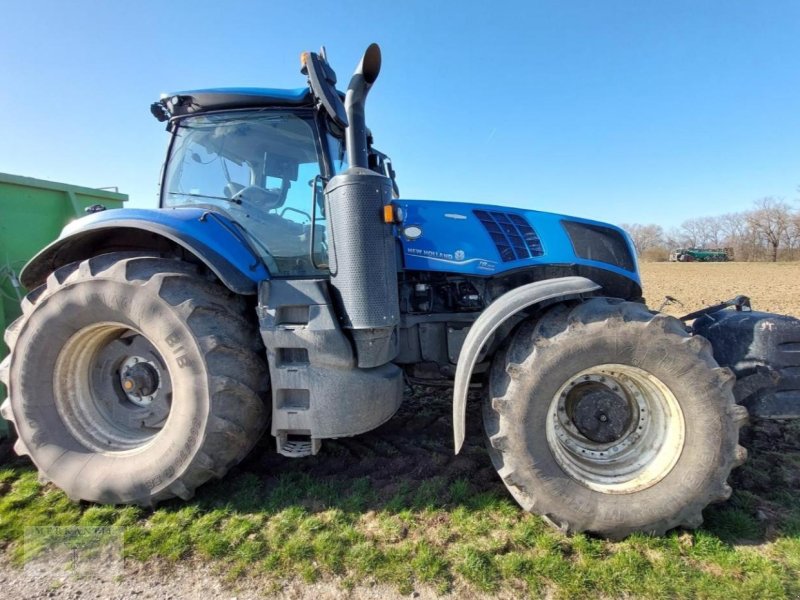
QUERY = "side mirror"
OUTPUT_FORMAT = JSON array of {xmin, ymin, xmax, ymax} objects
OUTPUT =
[{"xmin": 301, "ymin": 52, "xmax": 348, "ymax": 129}]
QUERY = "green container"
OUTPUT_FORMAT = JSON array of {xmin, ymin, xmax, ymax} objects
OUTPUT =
[{"xmin": 0, "ymin": 172, "xmax": 127, "ymax": 437}]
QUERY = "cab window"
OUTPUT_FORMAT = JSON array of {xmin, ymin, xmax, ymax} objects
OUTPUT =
[{"xmin": 163, "ymin": 111, "xmax": 327, "ymax": 277}]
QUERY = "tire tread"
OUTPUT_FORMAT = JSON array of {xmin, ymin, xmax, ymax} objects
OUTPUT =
[
  {"xmin": 484, "ymin": 298, "xmax": 748, "ymax": 538},
  {"xmin": 1, "ymin": 252, "xmax": 268, "ymax": 507}
]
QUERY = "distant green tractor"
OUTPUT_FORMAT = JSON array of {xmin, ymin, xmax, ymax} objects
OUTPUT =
[{"xmin": 669, "ymin": 247, "xmax": 731, "ymax": 262}]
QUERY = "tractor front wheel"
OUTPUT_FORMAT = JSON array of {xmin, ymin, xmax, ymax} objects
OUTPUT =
[
  {"xmin": 0, "ymin": 253, "xmax": 268, "ymax": 505},
  {"xmin": 484, "ymin": 298, "xmax": 748, "ymax": 538}
]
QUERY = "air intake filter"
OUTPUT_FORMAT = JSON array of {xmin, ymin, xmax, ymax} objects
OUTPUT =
[{"xmin": 324, "ymin": 167, "xmax": 399, "ymax": 368}]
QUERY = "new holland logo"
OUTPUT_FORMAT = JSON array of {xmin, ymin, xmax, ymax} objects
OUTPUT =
[{"xmin": 454, "ymin": 249, "xmax": 465, "ymax": 261}]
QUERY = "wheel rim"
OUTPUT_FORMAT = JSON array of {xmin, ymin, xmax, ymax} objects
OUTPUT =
[
  {"xmin": 545, "ymin": 364, "xmax": 685, "ymax": 494},
  {"xmin": 54, "ymin": 323, "xmax": 173, "ymax": 453}
]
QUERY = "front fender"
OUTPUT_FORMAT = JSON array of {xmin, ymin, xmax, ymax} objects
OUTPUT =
[
  {"xmin": 20, "ymin": 207, "xmax": 270, "ymax": 294},
  {"xmin": 452, "ymin": 276, "xmax": 601, "ymax": 453}
]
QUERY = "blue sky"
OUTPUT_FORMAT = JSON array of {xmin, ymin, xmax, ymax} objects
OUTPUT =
[{"xmin": 0, "ymin": 1, "xmax": 797, "ymax": 228}]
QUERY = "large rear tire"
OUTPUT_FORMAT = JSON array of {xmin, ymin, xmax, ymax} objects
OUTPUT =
[
  {"xmin": 0, "ymin": 253, "xmax": 268, "ymax": 506},
  {"xmin": 484, "ymin": 298, "xmax": 748, "ymax": 538}
]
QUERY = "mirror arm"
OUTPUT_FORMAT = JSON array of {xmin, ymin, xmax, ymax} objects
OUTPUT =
[{"xmin": 309, "ymin": 174, "xmax": 328, "ymax": 270}]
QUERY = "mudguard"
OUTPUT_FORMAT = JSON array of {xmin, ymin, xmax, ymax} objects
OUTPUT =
[
  {"xmin": 452, "ymin": 276, "xmax": 601, "ymax": 453},
  {"xmin": 20, "ymin": 207, "xmax": 270, "ymax": 294}
]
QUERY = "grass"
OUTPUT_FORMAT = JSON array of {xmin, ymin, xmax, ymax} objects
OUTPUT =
[
  {"xmin": 1, "ymin": 466, "xmax": 799, "ymax": 596},
  {"xmin": 0, "ymin": 403, "xmax": 799, "ymax": 597}
]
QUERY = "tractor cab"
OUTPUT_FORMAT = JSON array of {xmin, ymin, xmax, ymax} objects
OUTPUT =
[
  {"xmin": 152, "ymin": 66, "xmax": 398, "ymax": 280},
  {"xmin": 152, "ymin": 89, "xmax": 344, "ymax": 277},
  {"xmin": 159, "ymin": 104, "xmax": 335, "ymax": 277},
  {"xmin": 150, "ymin": 47, "xmax": 397, "ymax": 282}
]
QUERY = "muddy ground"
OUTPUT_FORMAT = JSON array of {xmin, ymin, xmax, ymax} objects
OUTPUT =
[{"xmin": 252, "ymin": 385, "xmax": 496, "ymax": 503}]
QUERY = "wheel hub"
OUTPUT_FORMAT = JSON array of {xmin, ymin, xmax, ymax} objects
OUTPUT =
[
  {"xmin": 568, "ymin": 383, "xmax": 632, "ymax": 443},
  {"xmin": 120, "ymin": 357, "xmax": 161, "ymax": 406},
  {"xmin": 53, "ymin": 324, "xmax": 173, "ymax": 452},
  {"xmin": 547, "ymin": 365, "xmax": 685, "ymax": 494}
]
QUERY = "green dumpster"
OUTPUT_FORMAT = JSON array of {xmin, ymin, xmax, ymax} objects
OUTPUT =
[{"xmin": 0, "ymin": 172, "xmax": 127, "ymax": 438}]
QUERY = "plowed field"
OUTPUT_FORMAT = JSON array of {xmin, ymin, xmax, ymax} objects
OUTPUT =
[{"xmin": 640, "ymin": 261, "xmax": 800, "ymax": 318}]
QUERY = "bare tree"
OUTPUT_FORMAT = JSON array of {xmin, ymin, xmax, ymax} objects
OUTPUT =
[
  {"xmin": 718, "ymin": 212, "xmax": 754, "ymax": 261},
  {"xmin": 718, "ymin": 212, "xmax": 747, "ymax": 244},
  {"xmin": 621, "ymin": 223, "xmax": 665, "ymax": 255},
  {"xmin": 784, "ymin": 212, "xmax": 800, "ymax": 258},
  {"xmin": 664, "ymin": 226, "xmax": 688, "ymax": 249},
  {"xmin": 679, "ymin": 217, "xmax": 724, "ymax": 248},
  {"xmin": 746, "ymin": 197, "xmax": 793, "ymax": 262},
  {"xmin": 623, "ymin": 197, "xmax": 799, "ymax": 262},
  {"xmin": 679, "ymin": 219, "xmax": 701, "ymax": 247},
  {"xmin": 697, "ymin": 216, "xmax": 723, "ymax": 247}
]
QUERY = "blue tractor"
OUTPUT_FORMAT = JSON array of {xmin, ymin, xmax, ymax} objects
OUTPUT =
[{"xmin": 2, "ymin": 45, "xmax": 797, "ymax": 538}]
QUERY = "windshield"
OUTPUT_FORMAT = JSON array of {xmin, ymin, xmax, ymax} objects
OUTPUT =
[{"xmin": 163, "ymin": 110, "xmax": 327, "ymax": 277}]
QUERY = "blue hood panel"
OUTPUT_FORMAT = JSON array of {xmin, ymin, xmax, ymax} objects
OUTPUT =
[
  {"xmin": 395, "ymin": 199, "xmax": 640, "ymax": 285},
  {"xmin": 25, "ymin": 203, "xmax": 639, "ymax": 294}
]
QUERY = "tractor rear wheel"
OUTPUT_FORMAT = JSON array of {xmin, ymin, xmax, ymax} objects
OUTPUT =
[
  {"xmin": 0, "ymin": 253, "xmax": 268, "ymax": 506},
  {"xmin": 484, "ymin": 298, "xmax": 748, "ymax": 538}
]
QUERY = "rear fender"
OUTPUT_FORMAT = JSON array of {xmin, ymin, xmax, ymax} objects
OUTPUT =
[
  {"xmin": 20, "ymin": 207, "xmax": 269, "ymax": 295},
  {"xmin": 452, "ymin": 276, "xmax": 601, "ymax": 453}
]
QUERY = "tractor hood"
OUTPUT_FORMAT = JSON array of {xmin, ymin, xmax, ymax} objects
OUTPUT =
[{"xmin": 394, "ymin": 199, "xmax": 640, "ymax": 285}]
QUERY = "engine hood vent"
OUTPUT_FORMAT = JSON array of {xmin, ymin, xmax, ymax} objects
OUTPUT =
[{"xmin": 474, "ymin": 210, "xmax": 544, "ymax": 262}]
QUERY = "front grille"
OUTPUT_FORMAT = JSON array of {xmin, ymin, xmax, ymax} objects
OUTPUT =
[
  {"xmin": 561, "ymin": 220, "xmax": 636, "ymax": 271},
  {"xmin": 474, "ymin": 210, "xmax": 544, "ymax": 262}
]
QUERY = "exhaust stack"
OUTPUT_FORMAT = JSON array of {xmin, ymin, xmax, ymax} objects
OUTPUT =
[
  {"xmin": 324, "ymin": 43, "xmax": 399, "ymax": 368},
  {"xmin": 344, "ymin": 43, "xmax": 381, "ymax": 168}
]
